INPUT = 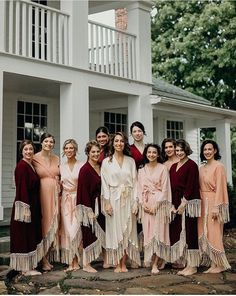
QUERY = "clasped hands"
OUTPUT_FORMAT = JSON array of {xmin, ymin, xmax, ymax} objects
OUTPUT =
[{"xmin": 172, "ymin": 198, "xmax": 187, "ymax": 215}]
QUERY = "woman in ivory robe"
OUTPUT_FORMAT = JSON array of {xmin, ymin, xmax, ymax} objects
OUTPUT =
[
  {"xmin": 198, "ymin": 140, "xmax": 231, "ymax": 273},
  {"xmin": 60, "ymin": 139, "xmax": 83, "ymax": 271},
  {"xmin": 138, "ymin": 144, "xmax": 171, "ymax": 274},
  {"xmin": 33, "ymin": 133, "xmax": 60, "ymax": 271},
  {"xmin": 101, "ymin": 132, "xmax": 140, "ymax": 272}
]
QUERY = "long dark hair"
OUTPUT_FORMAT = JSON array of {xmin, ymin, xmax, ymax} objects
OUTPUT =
[
  {"xmin": 143, "ymin": 143, "xmax": 163, "ymax": 164},
  {"xmin": 109, "ymin": 131, "xmax": 130, "ymax": 161},
  {"xmin": 130, "ymin": 121, "xmax": 146, "ymax": 135},
  {"xmin": 40, "ymin": 132, "xmax": 55, "ymax": 144},
  {"xmin": 200, "ymin": 139, "xmax": 221, "ymax": 162},
  {"xmin": 95, "ymin": 126, "xmax": 110, "ymax": 157},
  {"xmin": 161, "ymin": 138, "xmax": 176, "ymax": 161}
]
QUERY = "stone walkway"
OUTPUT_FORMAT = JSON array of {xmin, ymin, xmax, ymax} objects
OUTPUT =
[{"xmin": 0, "ymin": 251, "xmax": 235, "ymax": 295}]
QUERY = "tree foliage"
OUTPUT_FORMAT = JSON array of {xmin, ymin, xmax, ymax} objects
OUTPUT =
[{"xmin": 151, "ymin": 0, "xmax": 236, "ymax": 110}]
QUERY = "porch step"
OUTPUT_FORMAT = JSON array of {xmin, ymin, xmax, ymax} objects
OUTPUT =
[
  {"xmin": 0, "ymin": 237, "xmax": 10, "ymax": 254},
  {"xmin": 0, "ymin": 253, "xmax": 10, "ymax": 266}
]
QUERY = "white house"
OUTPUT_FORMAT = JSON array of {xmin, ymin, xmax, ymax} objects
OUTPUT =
[{"xmin": 0, "ymin": 0, "xmax": 235, "ymax": 220}]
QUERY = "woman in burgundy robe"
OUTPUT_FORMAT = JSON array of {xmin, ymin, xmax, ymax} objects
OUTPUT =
[
  {"xmin": 10, "ymin": 140, "xmax": 43, "ymax": 276},
  {"xmin": 130, "ymin": 121, "xmax": 146, "ymax": 170},
  {"xmin": 76, "ymin": 140, "xmax": 106, "ymax": 273},
  {"xmin": 96, "ymin": 126, "xmax": 110, "ymax": 165},
  {"xmin": 169, "ymin": 139, "xmax": 201, "ymax": 276}
]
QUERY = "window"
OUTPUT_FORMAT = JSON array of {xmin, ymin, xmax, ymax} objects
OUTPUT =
[
  {"xmin": 166, "ymin": 120, "xmax": 184, "ymax": 139},
  {"xmin": 17, "ymin": 101, "xmax": 48, "ymax": 161},
  {"xmin": 104, "ymin": 112, "xmax": 127, "ymax": 134}
]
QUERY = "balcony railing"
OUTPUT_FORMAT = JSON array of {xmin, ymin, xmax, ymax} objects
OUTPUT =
[
  {"xmin": 88, "ymin": 20, "xmax": 137, "ymax": 80},
  {"xmin": 3, "ymin": 1, "xmax": 137, "ymax": 80},
  {"xmin": 5, "ymin": 0, "xmax": 70, "ymax": 65}
]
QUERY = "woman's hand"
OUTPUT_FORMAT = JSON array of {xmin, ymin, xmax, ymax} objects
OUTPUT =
[
  {"xmin": 143, "ymin": 206, "xmax": 156, "ymax": 215},
  {"xmin": 105, "ymin": 203, "xmax": 113, "ymax": 216}
]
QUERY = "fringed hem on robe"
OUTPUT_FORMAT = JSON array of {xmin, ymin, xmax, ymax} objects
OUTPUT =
[
  {"xmin": 60, "ymin": 229, "xmax": 82, "ymax": 265},
  {"xmin": 199, "ymin": 235, "xmax": 231, "ymax": 270},
  {"xmin": 170, "ymin": 230, "xmax": 186, "ymax": 263},
  {"xmin": 185, "ymin": 199, "xmax": 201, "ymax": 218},
  {"xmin": 105, "ymin": 215, "xmax": 141, "ymax": 266},
  {"xmin": 144, "ymin": 237, "xmax": 170, "ymax": 264},
  {"xmin": 10, "ymin": 240, "xmax": 44, "ymax": 272},
  {"xmin": 76, "ymin": 205, "xmax": 106, "ymax": 248},
  {"xmin": 43, "ymin": 192, "xmax": 60, "ymax": 262},
  {"xmin": 186, "ymin": 249, "xmax": 201, "ymax": 267},
  {"xmin": 156, "ymin": 200, "xmax": 172, "ymax": 224},
  {"xmin": 14, "ymin": 201, "xmax": 31, "ymax": 223},
  {"xmin": 83, "ymin": 239, "xmax": 103, "ymax": 266},
  {"xmin": 214, "ymin": 203, "xmax": 230, "ymax": 224}
]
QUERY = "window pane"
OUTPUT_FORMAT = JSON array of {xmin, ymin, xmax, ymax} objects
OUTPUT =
[
  {"xmin": 17, "ymin": 115, "xmax": 24, "ymax": 127},
  {"xmin": 110, "ymin": 113, "xmax": 115, "ymax": 122},
  {"xmin": 25, "ymin": 115, "xmax": 32, "ymax": 124},
  {"xmin": 33, "ymin": 116, "xmax": 39, "ymax": 125},
  {"xmin": 167, "ymin": 121, "xmax": 170, "ymax": 129},
  {"xmin": 116, "ymin": 124, "xmax": 121, "ymax": 132},
  {"xmin": 17, "ymin": 128, "xmax": 24, "ymax": 140},
  {"xmin": 104, "ymin": 112, "xmax": 109, "ymax": 122},
  {"xmin": 116, "ymin": 114, "xmax": 121, "ymax": 123},
  {"xmin": 33, "ymin": 128, "xmax": 40, "ymax": 142},
  {"xmin": 41, "ymin": 104, "xmax": 47, "ymax": 116},
  {"xmin": 41, "ymin": 117, "xmax": 47, "ymax": 127},
  {"xmin": 33, "ymin": 103, "xmax": 40, "ymax": 115},
  {"xmin": 26, "ymin": 102, "xmax": 32, "ymax": 115},
  {"xmin": 25, "ymin": 128, "xmax": 32, "ymax": 140},
  {"xmin": 122, "ymin": 114, "xmax": 127, "ymax": 124},
  {"xmin": 17, "ymin": 101, "xmax": 24, "ymax": 114}
]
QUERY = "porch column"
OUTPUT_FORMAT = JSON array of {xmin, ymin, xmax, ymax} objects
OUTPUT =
[
  {"xmin": 0, "ymin": 1, "xmax": 6, "ymax": 52},
  {"xmin": 0, "ymin": 70, "xmax": 4, "ymax": 220},
  {"xmin": 60, "ymin": 0, "xmax": 88, "ymax": 68},
  {"xmin": 127, "ymin": 1, "xmax": 152, "ymax": 83},
  {"xmin": 128, "ymin": 95, "xmax": 153, "ymax": 143},
  {"xmin": 60, "ymin": 77, "xmax": 89, "ymax": 161},
  {"xmin": 215, "ymin": 119, "xmax": 232, "ymax": 185}
]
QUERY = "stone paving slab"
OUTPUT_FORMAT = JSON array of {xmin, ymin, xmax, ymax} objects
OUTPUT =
[
  {"xmin": 212, "ymin": 284, "xmax": 234, "ymax": 294},
  {"xmin": 29, "ymin": 270, "xmax": 66, "ymax": 285},
  {"xmin": 124, "ymin": 287, "xmax": 157, "ymax": 294},
  {"xmin": 158, "ymin": 283, "xmax": 211, "ymax": 294},
  {"xmin": 191, "ymin": 272, "xmax": 225, "ymax": 284},
  {"xmin": 69, "ymin": 288, "xmax": 120, "ymax": 295},
  {"xmin": 38, "ymin": 285, "xmax": 62, "ymax": 295}
]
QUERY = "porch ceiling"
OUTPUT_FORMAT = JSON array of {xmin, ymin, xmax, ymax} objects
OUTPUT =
[
  {"xmin": 89, "ymin": 1, "xmax": 130, "ymax": 14},
  {"xmin": 3, "ymin": 73, "xmax": 60, "ymax": 98}
]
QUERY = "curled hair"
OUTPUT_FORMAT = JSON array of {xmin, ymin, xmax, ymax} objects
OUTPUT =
[
  {"xmin": 84, "ymin": 140, "xmax": 101, "ymax": 157},
  {"xmin": 40, "ymin": 132, "xmax": 55, "ymax": 144},
  {"xmin": 19, "ymin": 140, "xmax": 36, "ymax": 159},
  {"xmin": 143, "ymin": 143, "xmax": 163, "ymax": 164},
  {"xmin": 161, "ymin": 138, "xmax": 176, "ymax": 161},
  {"xmin": 109, "ymin": 132, "xmax": 130, "ymax": 161},
  {"xmin": 62, "ymin": 139, "xmax": 78, "ymax": 156},
  {"xmin": 200, "ymin": 139, "xmax": 221, "ymax": 162},
  {"xmin": 130, "ymin": 121, "xmax": 146, "ymax": 135},
  {"xmin": 176, "ymin": 139, "xmax": 193, "ymax": 156},
  {"xmin": 95, "ymin": 126, "xmax": 109, "ymax": 137}
]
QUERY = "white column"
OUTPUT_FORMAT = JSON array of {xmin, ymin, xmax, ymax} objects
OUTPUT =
[
  {"xmin": 61, "ymin": 0, "xmax": 88, "ymax": 68},
  {"xmin": 0, "ymin": 1, "xmax": 6, "ymax": 52},
  {"xmin": 215, "ymin": 119, "xmax": 232, "ymax": 185},
  {"xmin": 127, "ymin": 1, "xmax": 152, "ymax": 83},
  {"xmin": 0, "ymin": 70, "xmax": 4, "ymax": 220},
  {"xmin": 128, "ymin": 95, "xmax": 153, "ymax": 143},
  {"xmin": 60, "ymin": 77, "xmax": 89, "ymax": 161}
]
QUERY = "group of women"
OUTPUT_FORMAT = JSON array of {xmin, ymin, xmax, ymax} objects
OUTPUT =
[{"xmin": 10, "ymin": 121, "xmax": 231, "ymax": 277}]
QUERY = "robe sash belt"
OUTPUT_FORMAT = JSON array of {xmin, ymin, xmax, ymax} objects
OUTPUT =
[
  {"xmin": 109, "ymin": 184, "xmax": 132, "ymax": 207},
  {"xmin": 63, "ymin": 188, "xmax": 76, "ymax": 224}
]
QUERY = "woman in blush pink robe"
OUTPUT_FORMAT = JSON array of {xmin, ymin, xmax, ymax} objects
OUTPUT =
[
  {"xmin": 138, "ymin": 144, "xmax": 171, "ymax": 274},
  {"xmin": 198, "ymin": 140, "xmax": 231, "ymax": 273},
  {"xmin": 60, "ymin": 139, "xmax": 84, "ymax": 271}
]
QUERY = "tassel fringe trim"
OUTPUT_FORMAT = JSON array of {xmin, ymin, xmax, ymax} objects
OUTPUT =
[
  {"xmin": 105, "ymin": 215, "xmax": 141, "ymax": 266},
  {"xmin": 14, "ymin": 201, "xmax": 31, "ymax": 223},
  {"xmin": 144, "ymin": 237, "xmax": 170, "ymax": 264},
  {"xmin": 10, "ymin": 240, "xmax": 44, "ymax": 272},
  {"xmin": 199, "ymin": 235, "xmax": 231, "ymax": 270},
  {"xmin": 76, "ymin": 205, "xmax": 105, "ymax": 248},
  {"xmin": 185, "ymin": 199, "xmax": 201, "ymax": 217},
  {"xmin": 215, "ymin": 204, "xmax": 230, "ymax": 224},
  {"xmin": 60, "ymin": 229, "xmax": 82, "ymax": 265},
  {"xmin": 83, "ymin": 239, "xmax": 103, "ymax": 266},
  {"xmin": 186, "ymin": 249, "xmax": 201, "ymax": 267},
  {"xmin": 156, "ymin": 200, "xmax": 172, "ymax": 224}
]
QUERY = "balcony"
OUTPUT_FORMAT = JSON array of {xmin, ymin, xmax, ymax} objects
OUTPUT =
[{"xmin": 3, "ymin": 0, "xmax": 137, "ymax": 80}]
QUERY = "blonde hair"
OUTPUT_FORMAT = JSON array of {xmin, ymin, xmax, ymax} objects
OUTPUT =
[{"xmin": 62, "ymin": 139, "xmax": 78, "ymax": 156}]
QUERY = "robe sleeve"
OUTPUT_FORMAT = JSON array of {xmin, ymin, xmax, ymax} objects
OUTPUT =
[
  {"xmin": 100, "ymin": 160, "xmax": 111, "ymax": 216},
  {"xmin": 131, "ymin": 159, "xmax": 138, "ymax": 209},
  {"xmin": 183, "ymin": 160, "xmax": 201, "ymax": 217},
  {"xmin": 14, "ymin": 164, "xmax": 31, "ymax": 223},
  {"xmin": 76, "ymin": 165, "xmax": 95, "ymax": 227},
  {"xmin": 212, "ymin": 164, "xmax": 230, "ymax": 223}
]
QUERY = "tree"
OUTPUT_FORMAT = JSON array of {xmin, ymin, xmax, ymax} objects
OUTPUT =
[{"xmin": 151, "ymin": 0, "xmax": 236, "ymax": 110}]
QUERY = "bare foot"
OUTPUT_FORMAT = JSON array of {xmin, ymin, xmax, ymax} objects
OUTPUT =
[
  {"xmin": 173, "ymin": 263, "xmax": 185, "ymax": 269},
  {"xmin": 207, "ymin": 266, "xmax": 225, "ymax": 273},
  {"xmin": 23, "ymin": 270, "xmax": 41, "ymax": 276},
  {"xmin": 114, "ymin": 265, "xmax": 121, "ymax": 273},
  {"xmin": 83, "ymin": 265, "xmax": 97, "ymax": 273},
  {"xmin": 203, "ymin": 266, "xmax": 214, "ymax": 274},
  {"xmin": 64, "ymin": 266, "xmax": 74, "ymax": 272},
  {"xmin": 121, "ymin": 266, "xmax": 128, "ymax": 272},
  {"xmin": 42, "ymin": 264, "xmax": 52, "ymax": 271},
  {"xmin": 177, "ymin": 269, "xmax": 185, "ymax": 275},
  {"xmin": 151, "ymin": 266, "xmax": 159, "ymax": 274},
  {"xmin": 182, "ymin": 267, "xmax": 197, "ymax": 276},
  {"xmin": 158, "ymin": 259, "xmax": 165, "ymax": 270},
  {"xmin": 72, "ymin": 263, "xmax": 80, "ymax": 271}
]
